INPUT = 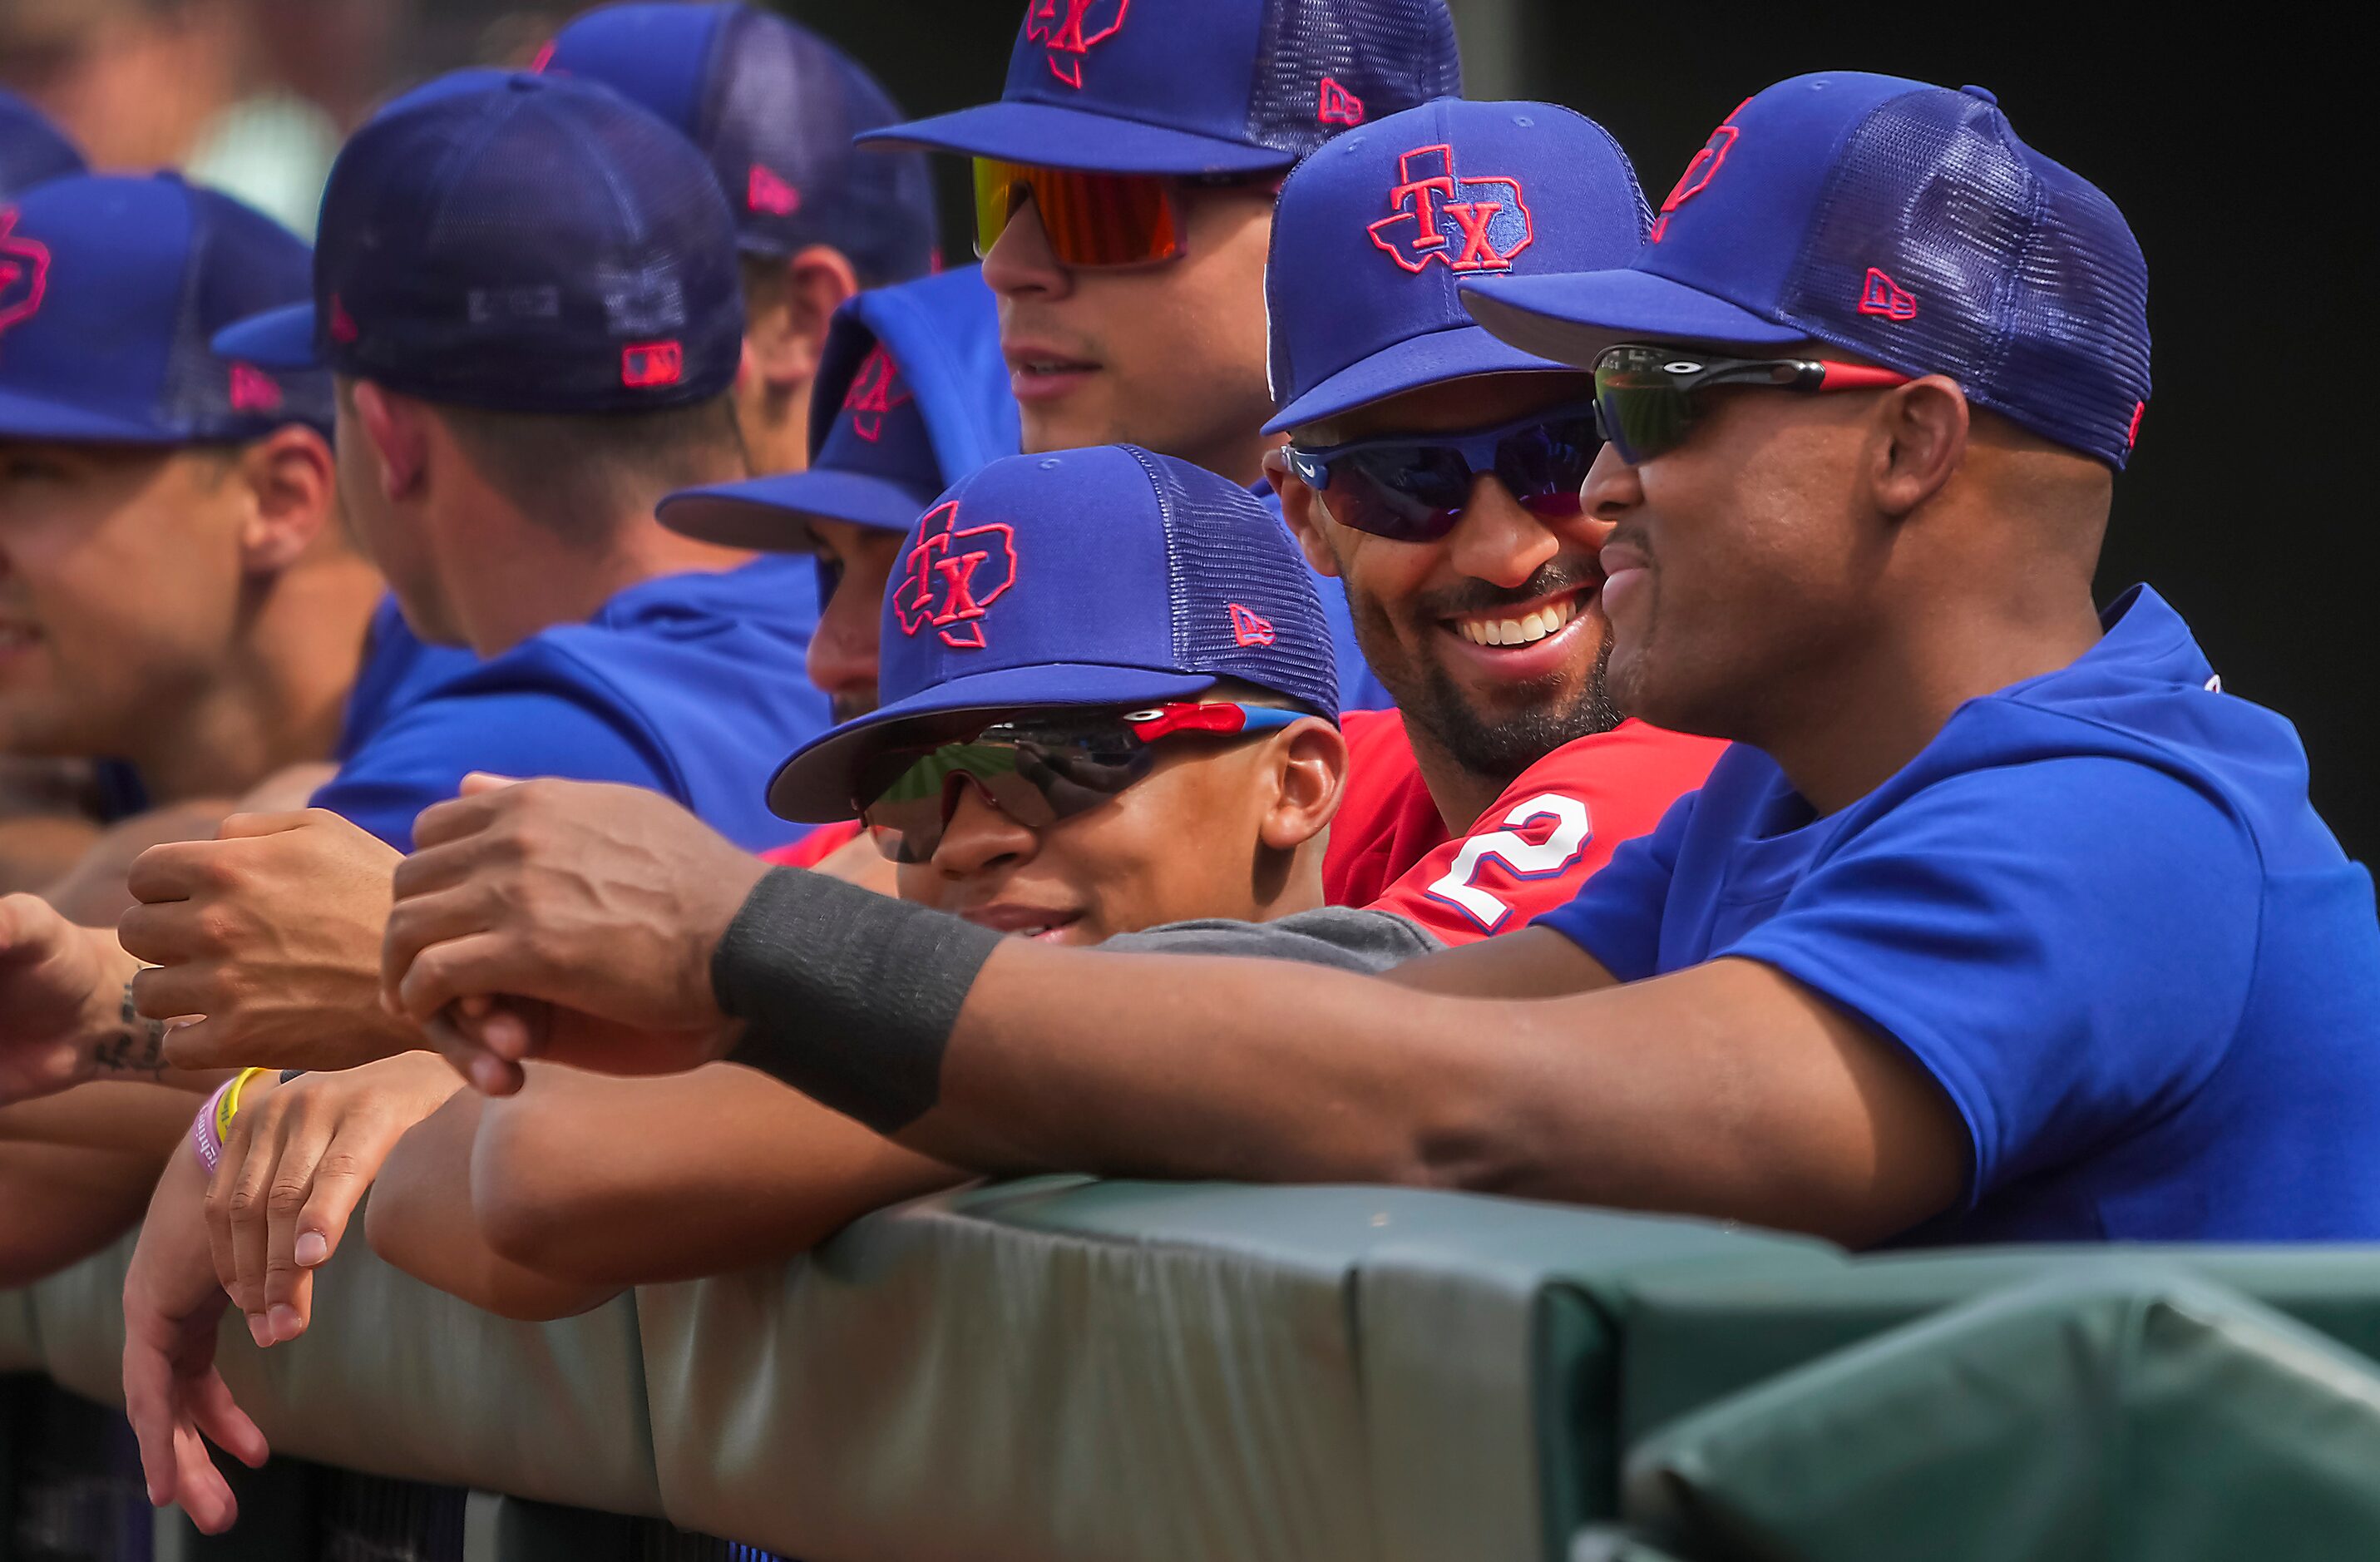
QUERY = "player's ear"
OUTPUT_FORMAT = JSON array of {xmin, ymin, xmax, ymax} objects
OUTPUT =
[
  {"xmin": 351, "ymin": 381, "xmax": 427, "ymax": 502},
  {"xmin": 1267, "ymin": 446, "xmax": 1342, "ymax": 579},
  {"xmin": 1870, "ymin": 373, "xmax": 1969, "ymax": 522},
  {"xmin": 231, "ymin": 424, "xmax": 337, "ymax": 574},
  {"xmin": 743, "ymin": 246, "xmax": 860, "ymax": 393},
  {"xmin": 1258, "ymin": 716, "xmax": 1348, "ymax": 853}
]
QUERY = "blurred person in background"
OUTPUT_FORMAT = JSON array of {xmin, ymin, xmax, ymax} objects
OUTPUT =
[{"xmin": 861, "ymin": 0, "xmax": 1470, "ymax": 714}]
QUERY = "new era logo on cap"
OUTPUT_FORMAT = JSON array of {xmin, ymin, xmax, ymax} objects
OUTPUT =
[
  {"xmin": 1228, "ymin": 603, "xmax": 1276, "ymax": 647},
  {"xmin": 1858, "ymin": 267, "xmax": 1916, "ymax": 321},
  {"xmin": 1318, "ymin": 78, "xmax": 1365, "ymax": 127},
  {"xmin": 1025, "ymin": 0, "xmax": 1130, "ymax": 90},
  {"xmin": 842, "ymin": 344, "xmax": 911, "ymax": 442},
  {"xmin": 0, "ymin": 210, "xmax": 50, "ymax": 338},
  {"xmin": 896, "ymin": 500, "xmax": 1020, "ymax": 650},
  {"xmin": 228, "ymin": 363, "xmax": 282, "ymax": 413},
  {"xmin": 747, "ymin": 164, "xmax": 800, "ymax": 215},
  {"xmin": 1369, "ymin": 145, "xmax": 1534, "ymax": 275}
]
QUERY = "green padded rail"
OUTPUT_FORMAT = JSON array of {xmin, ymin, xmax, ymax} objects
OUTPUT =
[{"xmin": 1622, "ymin": 1269, "xmax": 2380, "ymax": 1561}]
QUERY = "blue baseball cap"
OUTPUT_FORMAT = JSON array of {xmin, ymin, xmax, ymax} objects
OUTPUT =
[
  {"xmin": 858, "ymin": 0, "xmax": 1462, "ymax": 175},
  {"xmin": 1264, "ymin": 98, "xmax": 1649, "ymax": 435},
  {"xmin": 1462, "ymin": 74, "xmax": 2154, "ymax": 469},
  {"xmin": 211, "ymin": 72, "xmax": 743, "ymax": 415},
  {"xmin": 0, "ymin": 173, "xmax": 329, "ymax": 444},
  {"xmin": 1, "ymin": 90, "xmax": 85, "ymax": 202},
  {"xmin": 767, "ymin": 444, "xmax": 1338, "ymax": 820},
  {"xmin": 538, "ymin": 3, "xmax": 936, "ymax": 283}
]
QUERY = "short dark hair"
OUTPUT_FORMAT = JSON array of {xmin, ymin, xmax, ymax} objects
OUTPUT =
[{"xmin": 433, "ymin": 393, "xmax": 750, "ymax": 543}]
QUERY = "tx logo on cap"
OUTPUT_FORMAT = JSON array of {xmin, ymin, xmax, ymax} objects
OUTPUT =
[
  {"xmin": 1369, "ymin": 146, "xmax": 1535, "ymax": 275},
  {"xmin": 1648, "ymin": 96, "xmax": 1748, "ymax": 245},
  {"xmin": 896, "ymin": 501, "xmax": 1019, "ymax": 650},
  {"xmin": 1025, "ymin": 0, "xmax": 1129, "ymax": 90},
  {"xmin": 0, "ymin": 210, "xmax": 52, "ymax": 339},
  {"xmin": 843, "ymin": 345, "xmax": 911, "ymax": 442}
]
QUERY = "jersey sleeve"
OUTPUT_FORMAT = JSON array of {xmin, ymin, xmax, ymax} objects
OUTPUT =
[
  {"xmin": 1368, "ymin": 727, "xmax": 1722, "ymax": 946},
  {"xmin": 309, "ymin": 660, "xmax": 676, "ymax": 852},
  {"xmin": 764, "ymin": 818, "xmax": 864, "ymax": 868},
  {"xmin": 1726, "ymin": 758, "xmax": 2263, "ymax": 1210}
]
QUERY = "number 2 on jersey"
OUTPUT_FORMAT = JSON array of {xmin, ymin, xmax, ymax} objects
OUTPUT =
[{"xmin": 1425, "ymin": 793, "xmax": 1594, "ymax": 933}]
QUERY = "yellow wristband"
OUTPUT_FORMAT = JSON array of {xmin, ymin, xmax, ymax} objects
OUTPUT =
[{"xmin": 216, "ymin": 1066, "xmax": 273, "ymax": 1137}]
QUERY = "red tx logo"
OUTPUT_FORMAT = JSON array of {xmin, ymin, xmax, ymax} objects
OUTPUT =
[
  {"xmin": 1367, "ymin": 145, "xmax": 1535, "ymax": 275},
  {"xmin": 896, "ymin": 502, "xmax": 1020, "ymax": 650},
  {"xmin": 0, "ymin": 210, "xmax": 53, "ymax": 342},
  {"xmin": 1025, "ymin": 0, "xmax": 1131, "ymax": 89},
  {"xmin": 842, "ymin": 345, "xmax": 911, "ymax": 442}
]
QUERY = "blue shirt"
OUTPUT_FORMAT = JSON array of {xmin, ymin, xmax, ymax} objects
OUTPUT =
[
  {"xmin": 1538, "ymin": 587, "xmax": 2380, "ymax": 1245},
  {"xmin": 311, "ymin": 557, "xmax": 829, "ymax": 853},
  {"xmin": 334, "ymin": 594, "xmax": 482, "ymax": 764},
  {"xmin": 1252, "ymin": 482, "xmax": 1396, "ymax": 714}
]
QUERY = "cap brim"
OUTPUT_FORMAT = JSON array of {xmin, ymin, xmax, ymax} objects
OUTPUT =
[
  {"xmin": 768, "ymin": 661, "xmax": 1217, "ymax": 822},
  {"xmin": 1460, "ymin": 269, "xmax": 1806, "ymax": 368},
  {"xmin": 0, "ymin": 386, "xmax": 179, "ymax": 443},
  {"xmin": 1263, "ymin": 325, "xmax": 1587, "ymax": 436},
  {"xmin": 857, "ymin": 101, "xmax": 1290, "ymax": 176},
  {"xmin": 660, "ymin": 472, "xmax": 937, "ymax": 552},
  {"xmin": 210, "ymin": 304, "xmax": 322, "ymax": 370}
]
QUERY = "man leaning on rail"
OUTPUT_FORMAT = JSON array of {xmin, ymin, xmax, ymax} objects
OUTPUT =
[{"xmin": 380, "ymin": 73, "xmax": 2380, "ymax": 1248}]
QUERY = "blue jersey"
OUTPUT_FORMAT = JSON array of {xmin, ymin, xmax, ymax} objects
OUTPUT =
[
  {"xmin": 311, "ymin": 556, "xmax": 829, "ymax": 853},
  {"xmin": 1538, "ymin": 587, "xmax": 2380, "ymax": 1245},
  {"xmin": 334, "ymin": 594, "xmax": 481, "ymax": 764},
  {"xmin": 1252, "ymin": 482, "xmax": 1396, "ymax": 714}
]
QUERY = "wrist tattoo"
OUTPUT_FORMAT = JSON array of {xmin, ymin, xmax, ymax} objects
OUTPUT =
[{"xmin": 89, "ymin": 980, "xmax": 170, "ymax": 1080}]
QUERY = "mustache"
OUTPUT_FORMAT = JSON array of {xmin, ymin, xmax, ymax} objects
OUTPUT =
[{"xmin": 1419, "ymin": 556, "xmax": 1606, "ymax": 623}]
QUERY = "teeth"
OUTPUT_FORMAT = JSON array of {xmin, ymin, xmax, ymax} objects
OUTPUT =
[{"xmin": 1457, "ymin": 596, "xmax": 1580, "ymax": 648}]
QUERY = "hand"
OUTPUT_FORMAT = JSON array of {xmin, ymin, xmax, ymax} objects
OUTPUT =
[
  {"xmin": 122, "ymin": 1139, "xmax": 269, "ymax": 1534},
  {"xmin": 205, "ymin": 1055, "xmax": 461, "ymax": 1344},
  {"xmin": 119, "ymin": 811, "xmax": 416, "ymax": 1073},
  {"xmin": 383, "ymin": 777, "xmax": 761, "ymax": 1090},
  {"xmin": 0, "ymin": 892, "xmax": 148, "ymax": 1103}
]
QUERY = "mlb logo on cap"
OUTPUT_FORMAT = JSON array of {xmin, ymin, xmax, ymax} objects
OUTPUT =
[
  {"xmin": 860, "ymin": 0, "xmax": 1461, "ymax": 175},
  {"xmin": 1463, "ymin": 73, "xmax": 2153, "ymax": 468},
  {"xmin": 767, "ymin": 444, "xmax": 1338, "ymax": 819},
  {"xmin": 1266, "ymin": 98, "xmax": 1649, "ymax": 434}
]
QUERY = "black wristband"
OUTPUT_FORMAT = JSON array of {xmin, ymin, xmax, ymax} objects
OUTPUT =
[{"xmin": 713, "ymin": 868, "xmax": 1002, "ymax": 1133}]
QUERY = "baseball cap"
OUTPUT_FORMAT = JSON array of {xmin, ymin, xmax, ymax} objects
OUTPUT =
[
  {"xmin": 1264, "ymin": 98, "xmax": 1649, "ymax": 435},
  {"xmin": 210, "ymin": 72, "xmax": 743, "ymax": 415},
  {"xmin": 0, "ymin": 89, "xmax": 85, "ymax": 202},
  {"xmin": 768, "ymin": 444, "xmax": 1338, "ymax": 819},
  {"xmin": 537, "ymin": 2, "xmax": 936, "ymax": 283},
  {"xmin": 0, "ymin": 173, "xmax": 330, "ymax": 444},
  {"xmin": 1462, "ymin": 74, "xmax": 2153, "ymax": 468},
  {"xmin": 857, "ymin": 0, "xmax": 1463, "ymax": 176}
]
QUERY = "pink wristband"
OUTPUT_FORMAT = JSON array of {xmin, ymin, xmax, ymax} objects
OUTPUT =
[{"xmin": 190, "ymin": 1082, "xmax": 232, "ymax": 1174}]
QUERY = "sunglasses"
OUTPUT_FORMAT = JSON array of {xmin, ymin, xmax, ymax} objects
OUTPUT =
[
  {"xmin": 1281, "ymin": 403, "xmax": 1603, "ymax": 544},
  {"xmin": 857, "ymin": 701, "xmax": 1307, "ymax": 865},
  {"xmin": 1592, "ymin": 344, "xmax": 1914, "ymax": 465},
  {"xmin": 974, "ymin": 161, "xmax": 1276, "ymax": 269}
]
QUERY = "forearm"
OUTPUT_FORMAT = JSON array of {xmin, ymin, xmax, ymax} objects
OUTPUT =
[
  {"xmin": 0, "ymin": 1141, "xmax": 169, "ymax": 1285},
  {"xmin": 368, "ymin": 1088, "xmax": 615, "ymax": 1322},
  {"xmin": 41, "ymin": 801, "xmax": 235, "ymax": 927},
  {"xmin": 0, "ymin": 1080, "xmax": 206, "ymax": 1155},
  {"xmin": 468, "ymin": 1063, "xmax": 962, "ymax": 1288}
]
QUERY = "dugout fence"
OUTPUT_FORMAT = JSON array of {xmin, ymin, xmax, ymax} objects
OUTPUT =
[{"xmin": 8, "ymin": 1177, "xmax": 2380, "ymax": 1560}]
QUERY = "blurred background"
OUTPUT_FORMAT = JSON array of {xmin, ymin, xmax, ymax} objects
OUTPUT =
[{"xmin": 4, "ymin": 0, "xmax": 2359, "ymax": 863}]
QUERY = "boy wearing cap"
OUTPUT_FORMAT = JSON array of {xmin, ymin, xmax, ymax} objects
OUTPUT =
[
  {"xmin": 861, "ymin": 0, "xmax": 1466, "ymax": 714},
  {"xmin": 363, "ymin": 447, "xmax": 1429, "ymax": 1324},
  {"xmin": 536, "ymin": 2, "xmax": 939, "ymax": 479},
  {"xmin": 397, "ymin": 75, "xmax": 2380, "ymax": 1253},
  {"xmin": 1252, "ymin": 96, "xmax": 1726, "ymax": 942}
]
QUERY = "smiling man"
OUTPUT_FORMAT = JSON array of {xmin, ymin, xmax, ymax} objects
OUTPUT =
[
  {"xmin": 856, "ymin": 0, "xmax": 1465, "ymax": 712},
  {"xmin": 391, "ymin": 74, "xmax": 2380, "ymax": 1258}
]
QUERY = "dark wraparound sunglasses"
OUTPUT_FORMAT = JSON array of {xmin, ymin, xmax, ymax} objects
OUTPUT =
[
  {"xmin": 1281, "ymin": 403, "xmax": 1603, "ymax": 545},
  {"xmin": 857, "ymin": 702, "xmax": 1306, "ymax": 864},
  {"xmin": 1592, "ymin": 344, "xmax": 1913, "ymax": 465}
]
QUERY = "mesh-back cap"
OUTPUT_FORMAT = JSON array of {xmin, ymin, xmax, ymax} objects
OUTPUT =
[
  {"xmin": 541, "ymin": 2, "xmax": 936, "ymax": 283},
  {"xmin": 0, "ymin": 173, "xmax": 328, "ymax": 444},
  {"xmin": 0, "ymin": 89, "xmax": 85, "ymax": 202},
  {"xmin": 212, "ymin": 72, "xmax": 743, "ymax": 416},
  {"xmin": 768, "ymin": 444, "xmax": 1337, "ymax": 819},
  {"xmin": 857, "ymin": 0, "xmax": 1460, "ymax": 175},
  {"xmin": 1462, "ymin": 74, "xmax": 2152, "ymax": 468}
]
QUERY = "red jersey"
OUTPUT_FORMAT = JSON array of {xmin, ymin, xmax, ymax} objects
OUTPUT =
[
  {"xmin": 763, "ymin": 819, "xmax": 863, "ymax": 868},
  {"xmin": 1324, "ymin": 710, "xmax": 1726, "ymax": 943}
]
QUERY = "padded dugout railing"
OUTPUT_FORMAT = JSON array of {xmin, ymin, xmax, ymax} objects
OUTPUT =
[{"xmin": 8, "ymin": 1177, "xmax": 2380, "ymax": 1561}]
